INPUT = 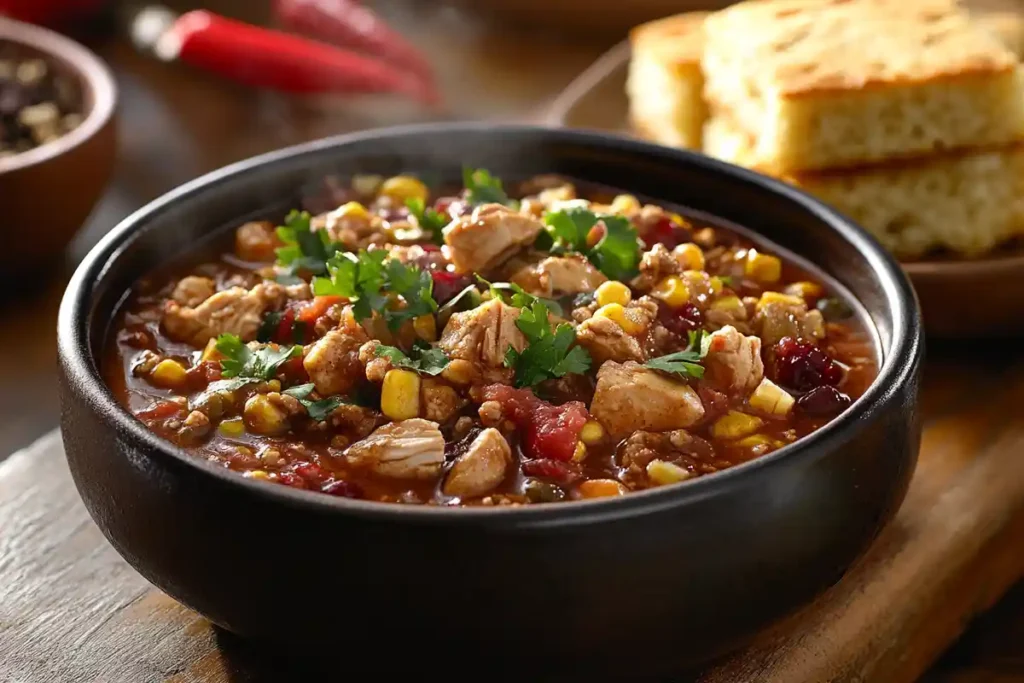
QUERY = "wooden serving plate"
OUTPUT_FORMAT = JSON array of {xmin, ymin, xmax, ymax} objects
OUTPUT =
[{"xmin": 543, "ymin": 41, "xmax": 1024, "ymax": 338}]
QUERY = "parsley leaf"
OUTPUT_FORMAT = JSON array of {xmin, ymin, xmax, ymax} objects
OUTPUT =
[
  {"xmin": 215, "ymin": 334, "xmax": 300, "ymax": 381},
  {"xmin": 274, "ymin": 210, "xmax": 341, "ymax": 283},
  {"xmin": 541, "ymin": 207, "xmax": 641, "ymax": 281},
  {"xmin": 463, "ymin": 167, "xmax": 515, "ymax": 207},
  {"xmin": 644, "ymin": 330, "xmax": 709, "ymax": 380},
  {"xmin": 475, "ymin": 276, "xmax": 564, "ymax": 317},
  {"xmin": 374, "ymin": 342, "xmax": 450, "ymax": 376},
  {"xmin": 282, "ymin": 383, "xmax": 346, "ymax": 422},
  {"xmin": 312, "ymin": 250, "xmax": 437, "ymax": 331},
  {"xmin": 504, "ymin": 301, "xmax": 591, "ymax": 388},
  {"xmin": 405, "ymin": 197, "xmax": 447, "ymax": 244}
]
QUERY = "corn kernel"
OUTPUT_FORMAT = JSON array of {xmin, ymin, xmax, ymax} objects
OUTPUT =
[
  {"xmin": 332, "ymin": 201, "xmax": 369, "ymax": 221},
  {"xmin": 710, "ymin": 410, "xmax": 764, "ymax": 440},
  {"xmin": 784, "ymin": 281, "xmax": 823, "ymax": 300},
  {"xmin": 745, "ymin": 250, "xmax": 782, "ymax": 284},
  {"xmin": 413, "ymin": 315, "xmax": 437, "ymax": 342},
  {"xmin": 735, "ymin": 434, "xmax": 783, "ymax": 450},
  {"xmin": 709, "ymin": 276, "xmax": 723, "ymax": 294},
  {"xmin": 266, "ymin": 379, "xmax": 281, "ymax": 392},
  {"xmin": 669, "ymin": 212, "xmax": 690, "ymax": 228},
  {"xmin": 650, "ymin": 276, "xmax": 690, "ymax": 308},
  {"xmin": 218, "ymin": 417, "xmax": 245, "ymax": 437},
  {"xmin": 609, "ymin": 194, "xmax": 640, "ymax": 214},
  {"xmin": 595, "ymin": 280, "xmax": 632, "ymax": 307},
  {"xmin": 381, "ymin": 369, "xmax": 421, "ymax": 420},
  {"xmin": 711, "ymin": 295, "xmax": 745, "ymax": 316},
  {"xmin": 572, "ymin": 441, "xmax": 588, "ymax": 462},
  {"xmin": 578, "ymin": 479, "xmax": 627, "ymax": 498},
  {"xmin": 245, "ymin": 470, "xmax": 270, "ymax": 480},
  {"xmin": 748, "ymin": 378, "xmax": 795, "ymax": 416},
  {"xmin": 756, "ymin": 291, "xmax": 805, "ymax": 312},
  {"xmin": 580, "ymin": 421, "xmax": 605, "ymax": 445},
  {"xmin": 594, "ymin": 303, "xmax": 644, "ymax": 334},
  {"xmin": 646, "ymin": 459, "xmax": 692, "ymax": 486},
  {"xmin": 379, "ymin": 175, "xmax": 428, "ymax": 204},
  {"xmin": 442, "ymin": 359, "xmax": 477, "ymax": 385},
  {"xmin": 200, "ymin": 338, "xmax": 223, "ymax": 362},
  {"xmin": 150, "ymin": 359, "xmax": 187, "ymax": 389},
  {"xmin": 243, "ymin": 394, "xmax": 290, "ymax": 436},
  {"xmin": 675, "ymin": 243, "xmax": 705, "ymax": 271}
]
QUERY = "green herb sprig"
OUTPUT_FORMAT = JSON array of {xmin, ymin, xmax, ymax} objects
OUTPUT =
[
  {"xmin": 542, "ymin": 205, "xmax": 641, "ymax": 281},
  {"xmin": 644, "ymin": 330, "xmax": 710, "ymax": 380},
  {"xmin": 374, "ymin": 342, "xmax": 450, "ymax": 376},
  {"xmin": 504, "ymin": 301, "xmax": 591, "ymax": 388}
]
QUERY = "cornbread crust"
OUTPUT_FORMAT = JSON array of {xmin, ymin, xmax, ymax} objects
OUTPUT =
[
  {"xmin": 626, "ymin": 12, "xmax": 708, "ymax": 149},
  {"xmin": 702, "ymin": 0, "xmax": 1024, "ymax": 173},
  {"xmin": 704, "ymin": 117, "xmax": 1024, "ymax": 258}
]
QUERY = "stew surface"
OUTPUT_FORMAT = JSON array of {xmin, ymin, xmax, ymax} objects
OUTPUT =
[{"xmin": 105, "ymin": 171, "xmax": 877, "ymax": 506}]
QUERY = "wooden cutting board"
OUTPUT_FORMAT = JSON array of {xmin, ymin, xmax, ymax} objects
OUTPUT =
[{"xmin": 1, "ymin": 341, "xmax": 1022, "ymax": 682}]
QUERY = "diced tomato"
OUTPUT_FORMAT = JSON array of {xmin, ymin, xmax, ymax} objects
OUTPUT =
[
  {"xmin": 521, "ymin": 459, "xmax": 582, "ymax": 485},
  {"xmin": 276, "ymin": 307, "xmax": 297, "ymax": 342},
  {"xmin": 281, "ymin": 356, "xmax": 309, "ymax": 384},
  {"xmin": 480, "ymin": 385, "xmax": 588, "ymax": 461},
  {"xmin": 431, "ymin": 270, "xmax": 473, "ymax": 305},
  {"xmin": 642, "ymin": 216, "xmax": 690, "ymax": 250},
  {"xmin": 136, "ymin": 400, "xmax": 185, "ymax": 422},
  {"xmin": 297, "ymin": 296, "xmax": 344, "ymax": 325}
]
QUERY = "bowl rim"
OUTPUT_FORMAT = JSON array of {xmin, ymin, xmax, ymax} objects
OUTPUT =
[
  {"xmin": 0, "ymin": 16, "xmax": 117, "ymax": 175},
  {"xmin": 57, "ymin": 122, "xmax": 922, "ymax": 526}
]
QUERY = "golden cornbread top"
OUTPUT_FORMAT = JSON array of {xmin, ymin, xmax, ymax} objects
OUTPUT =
[
  {"xmin": 629, "ymin": 12, "xmax": 708, "ymax": 75},
  {"xmin": 703, "ymin": 0, "xmax": 1019, "ymax": 98}
]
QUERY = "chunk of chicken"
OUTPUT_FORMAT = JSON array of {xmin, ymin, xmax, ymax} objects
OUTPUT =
[
  {"xmin": 171, "ymin": 276, "xmax": 216, "ymax": 307},
  {"xmin": 443, "ymin": 203, "xmax": 544, "ymax": 273},
  {"xmin": 755, "ymin": 298, "xmax": 826, "ymax": 347},
  {"xmin": 345, "ymin": 419, "xmax": 445, "ymax": 479},
  {"xmin": 591, "ymin": 361, "xmax": 705, "ymax": 439},
  {"xmin": 443, "ymin": 428, "xmax": 511, "ymax": 497},
  {"xmin": 303, "ymin": 328, "xmax": 368, "ymax": 397},
  {"xmin": 703, "ymin": 326, "xmax": 764, "ymax": 396},
  {"xmin": 575, "ymin": 316, "xmax": 645, "ymax": 364},
  {"xmin": 163, "ymin": 282, "xmax": 285, "ymax": 346},
  {"xmin": 234, "ymin": 221, "xmax": 278, "ymax": 262},
  {"xmin": 631, "ymin": 244, "xmax": 681, "ymax": 291},
  {"xmin": 510, "ymin": 254, "xmax": 607, "ymax": 297},
  {"xmin": 439, "ymin": 299, "xmax": 526, "ymax": 368}
]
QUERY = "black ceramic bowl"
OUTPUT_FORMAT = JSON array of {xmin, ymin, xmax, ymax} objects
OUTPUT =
[{"xmin": 57, "ymin": 124, "xmax": 922, "ymax": 678}]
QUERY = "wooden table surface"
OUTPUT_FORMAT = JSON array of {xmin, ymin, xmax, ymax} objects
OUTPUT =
[{"xmin": 0, "ymin": 1, "xmax": 1021, "ymax": 680}]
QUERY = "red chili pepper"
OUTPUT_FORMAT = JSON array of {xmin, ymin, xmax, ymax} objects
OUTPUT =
[
  {"xmin": 158, "ymin": 10, "xmax": 438, "ymax": 104},
  {"xmin": 297, "ymin": 295, "xmax": 344, "ymax": 325},
  {"xmin": 273, "ymin": 0, "xmax": 435, "ymax": 82},
  {"xmin": 136, "ymin": 400, "xmax": 185, "ymax": 422}
]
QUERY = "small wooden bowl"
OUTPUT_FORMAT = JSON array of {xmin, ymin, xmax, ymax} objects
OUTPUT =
[
  {"xmin": 545, "ymin": 42, "xmax": 1024, "ymax": 337},
  {"xmin": 0, "ymin": 18, "xmax": 117, "ymax": 275}
]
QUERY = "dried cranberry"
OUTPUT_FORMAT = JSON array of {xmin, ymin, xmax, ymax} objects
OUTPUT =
[
  {"xmin": 521, "ymin": 459, "xmax": 582, "ymax": 486},
  {"xmin": 773, "ymin": 337, "xmax": 844, "ymax": 392},
  {"xmin": 797, "ymin": 386, "xmax": 852, "ymax": 415},
  {"xmin": 657, "ymin": 302, "xmax": 703, "ymax": 336},
  {"xmin": 434, "ymin": 196, "xmax": 464, "ymax": 219},
  {"xmin": 642, "ymin": 216, "xmax": 690, "ymax": 249},
  {"xmin": 431, "ymin": 270, "xmax": 473, "ymax": 305},
  {"xmin": 321, "ymin": 479, "xmax": 364, "ymax": 499}
]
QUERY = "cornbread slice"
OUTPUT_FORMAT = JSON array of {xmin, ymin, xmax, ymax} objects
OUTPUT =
[
  {"xmin": 702, "ymin": 0, "xmax": 1024, "ymax": 173},
  {"xmin": 627, "ymin": 12, "xmax": 709, "ymax": 149},
  {"xmin": 704, "ymin": 117, "xmax": 1024, "ymax": 258}
]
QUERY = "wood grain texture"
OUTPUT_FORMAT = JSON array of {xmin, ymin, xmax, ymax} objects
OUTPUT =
[{"xmin": 1, "ymin": 347, "xmax": 1023, "ymax": 682}]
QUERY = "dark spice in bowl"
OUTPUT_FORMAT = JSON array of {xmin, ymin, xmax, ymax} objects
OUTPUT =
[{"xmin": 0, "ymin": 43, "xmax": 84, "ymax": 157}]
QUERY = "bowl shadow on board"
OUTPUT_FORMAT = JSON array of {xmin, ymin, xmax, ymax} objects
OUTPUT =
[
  {"xmin": 545, "ymin": 40, "xmax": 1024, "ymax": 338},
  {"xmin": 57, "ymin": 124, "xmax": 922, "ymax": 679}
]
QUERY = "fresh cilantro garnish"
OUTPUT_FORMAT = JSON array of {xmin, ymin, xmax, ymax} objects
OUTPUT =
[
  {"xmin": 475, "ymin": 276, "xmax": 564, "ymax": 317},
  {"xmin": 204, "ymin": 377, "xmax": 258, "ymax": 394},
  {"xmin": 504, "ymin": 301, "xmax": 591, "ymax": 388},
  {"xmin": 542, "ymin": 206, "xmax": 641, "ymax": 281},
  {"xmin": 374, "ymin": 342, "xmax": 450, "ymax": 376},
  {"xmin": 312, "ymin": 250, "xmax": 437, "ymax": 331},
  {"xmin": 405, "ymin": 197, "xmax": 447, "ymax": 243},
  {"xmin": 463, "ymin": 167, "xmax": 515, "ymax": 207},
  {"xmin": 644, "ymin": 330, "xmax": 709, "ymax": 380},
  {"xmin": 215, "ymin": 334, "xmax": 300, "ymax": 381},
  {"xmin": 282, "ymin": 383, "xmax": 346, "ymax": 422},
  {"xmin": 274, "ymin": 210, "xmax": 342, "ymax": 283}
]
